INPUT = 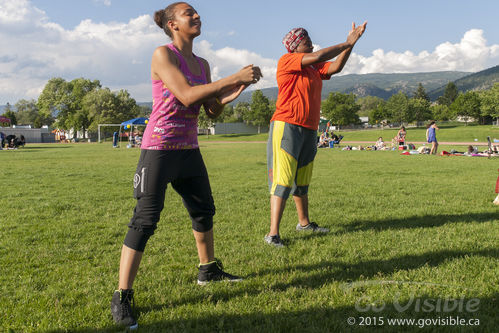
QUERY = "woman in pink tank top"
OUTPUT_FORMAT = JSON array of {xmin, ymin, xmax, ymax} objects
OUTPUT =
[{"xmin": 111, "ymin": 2, "xmax": 263, "ymax": 329}]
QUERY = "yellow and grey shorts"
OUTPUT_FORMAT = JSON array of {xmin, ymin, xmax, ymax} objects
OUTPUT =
[{"xmin": 267, "ymin": 120, "xmax": 317, "ymax": 199}]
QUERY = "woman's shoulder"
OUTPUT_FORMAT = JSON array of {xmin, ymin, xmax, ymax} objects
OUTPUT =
[{"xmin": 153, "ymin": 45, "xmax": 177, "ymax": 61}]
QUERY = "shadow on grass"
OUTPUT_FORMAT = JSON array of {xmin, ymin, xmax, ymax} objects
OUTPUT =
[
  {"xmin": 334, "ymin": 212, "xmax": 498, "ymax": 234},
  {"xmin": 98, "ymin": 247, "xmax": 497, "ymax": 328},
  {"xmin": 46, "ymin": 294, "xmax": 498, "ymax": 332}
]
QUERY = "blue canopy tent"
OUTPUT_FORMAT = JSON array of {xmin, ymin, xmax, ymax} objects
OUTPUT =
[{"xmin": 119, "ymin": 117, "xmax": 149, "ymax": 147}]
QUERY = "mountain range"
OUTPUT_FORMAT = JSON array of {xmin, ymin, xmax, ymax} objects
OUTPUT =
[
  {"xmin": 1, "ymin": 66, "xmax": 497, "ymax": 113},
  {"xmin": 234, "ymin": 64, "xmax": 498, "ymax": 103}
]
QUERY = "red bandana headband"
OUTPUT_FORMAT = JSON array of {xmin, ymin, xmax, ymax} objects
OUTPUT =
[{"xmin": 282, "ymin": 28, "xmax": 308, "ymax": 53}]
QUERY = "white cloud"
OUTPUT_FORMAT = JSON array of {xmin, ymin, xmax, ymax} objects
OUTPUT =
[
  {"xmin": 0, "ymin": 0, "xmax": 497, "ymax": 104},
  {"xmin": 0, "ymin": 0, "xmax": 163, "ymax": 103},
  {"xmin": 194, "ymin": 40, "xmax": 277, "ymax": 91},
  {"xmin": 342, "ymin": 29, "xmax": 499, "ymax": 75}
]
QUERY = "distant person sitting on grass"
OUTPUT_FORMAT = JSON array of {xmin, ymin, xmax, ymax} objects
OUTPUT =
[
  {"xmin": 317, "ymin": 131, "xmax": 330, "ymax": 148},
  {"xmin": 426, "ymin": 121, "xmax": 439, "ymax": 154},
  {"xmin": 466, "ymin": 145, "xmax": 478, "ymax": 155},
  {"xmin": 375, "ymin": 137, "xmax": 385, "ymax": 150}
]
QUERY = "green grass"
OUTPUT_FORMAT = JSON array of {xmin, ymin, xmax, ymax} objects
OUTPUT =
[
  {"xmin": 335, "ymin": 124, "xmax": 499, "ymax": 144},
  {"xmin": 197, "ymin": 124, "xmax": 499, "ymax": 146},
  {"xmin": 1, "ymin": 140, "xmax": 498, "ymax": 332}
]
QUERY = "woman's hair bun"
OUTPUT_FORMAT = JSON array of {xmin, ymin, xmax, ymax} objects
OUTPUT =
[{"xmin": 154, "ymin": 9, "xmax": 165, "ymax": 28}]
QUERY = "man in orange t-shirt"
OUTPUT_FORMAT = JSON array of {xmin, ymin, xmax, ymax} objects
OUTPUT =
[{"xmin": 265, "ymin": 23, "xmax": 367, "ymax": 247}]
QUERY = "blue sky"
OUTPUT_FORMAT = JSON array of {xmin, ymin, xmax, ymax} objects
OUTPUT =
[{"xmin": 1, "ymin": 0, "xmax": 498, "ymax": 103}]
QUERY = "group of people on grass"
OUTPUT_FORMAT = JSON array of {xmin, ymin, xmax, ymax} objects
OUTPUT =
[
  {"xmin": 386, "ymin": 122, "xmax": 439, "ymax": 154},
  {"xmin": 110, "ymin": 2, "xmax": 366, "ymax": 329},
  {"xmin": 327, "ymin": 121, "xmax": 440, "ymax": 153},
  {"xmin": 0, "ymin": 132, "xmax": 25, "ymax": 150},
  {"xmin": 317, "ymin": 130, "xmax": 343, "ymax": 148}
]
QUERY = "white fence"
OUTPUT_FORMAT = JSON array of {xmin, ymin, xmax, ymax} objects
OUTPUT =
[
  {"xmin": 0, "ymin": 127, "xmax": 55, "ymax": 143},
  {"xmin": 213, "ymin": 122, "xmax": 269, "ymax": 135}
]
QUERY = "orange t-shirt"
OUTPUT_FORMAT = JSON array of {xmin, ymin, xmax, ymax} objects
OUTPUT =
[{"xmin": 271, "ymin": 53, "xmax": 332, "ymax": 130}]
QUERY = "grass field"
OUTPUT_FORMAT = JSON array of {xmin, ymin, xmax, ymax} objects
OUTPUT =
[
  {"xmin": 324, "ymin": 124, "xmax": 499, "ymax": 144},
  {"xmin": 1, "ymin": 138, "xmax": 498, "ymax": 332},
  {"xmin": 196, "ymin": 124, "xmax": 499, "ymax": 145}
]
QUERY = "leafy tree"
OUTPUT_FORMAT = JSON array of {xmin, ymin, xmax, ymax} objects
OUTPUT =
[
  {"xmin": 437, "ymin": 82, "xmax": 458, "ymax": 106},
  {"xmin": 198, "ymin": 106, "xmax": 215, "ymax": 136},
  {"xmin": 409, "ymin": 97, "xmax": 432, "ymax": 126},
  {"xmin": 38, "ymin": 77, "xmax": 101, "ymax": 138},
  {"xmin": 368, "ymin": 104, "xmax": 387, "ymax": 126},
  {"xmin": 67, "ymin": 78, "xmax": 101, "ymax": 138},
  {"xmin": 385, "ymin": 92, "xmax": 411, "ymax": 124},
  {"xmin": 137, "ymin": 105, "xmax": 152, "ymax": 118},
  {"xmin": 414, "ymin": 83, "xmax": 430, "ymax": 101},
  {"xmin": 115, "ymin": 89, "xmax": 140, "ymax": 120},
  {"xmin": 430, "ymin": 104, "xmax": 453, "ymax": 121},
  {"xmin": 83, "ymin": 88, "xmax": 139, "ymax": 132},
  {"xmin": 233, "ymin": 102, "xmax": 250, "ymax": 123},
  {"xmin": 450, "ymin": 91, "xmax": 481, "ymax": 125},
  {"xmin": 321, "ymin": 92, "xmax": 360, "ymax": 128},
  {"xmin": 217, "ymin": 104, "xmax": 235, "ymax": 123},
  {"xmin": 15, "ymin": 99, "xmax": 43, "ymax": 127},
  {"xmin": 1, "ymin": 103, "xmax": 17, "ymax": 125},
  {"xmin": 37, "ymin": 78, "xmax": 72, "ymax": 120},
  {"xmin": 357, "ymin": 96, "xmax": 385, "ymax": 117},
  {"xmin": 480, "ymin": 83, "xmax": 499, "ymax": 123},
  {"xmin": 244, "ymin": 90, "xmax": 272, "ymax": 133}
]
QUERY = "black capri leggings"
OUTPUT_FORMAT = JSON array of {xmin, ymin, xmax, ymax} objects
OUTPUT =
[{"xmin": 124, "ymin": 149, "xmax": 215, "ymax": 252}]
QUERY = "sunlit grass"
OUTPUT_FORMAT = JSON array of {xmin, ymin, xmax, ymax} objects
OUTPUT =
[{"xmin": 0, "ymin": 141, "xmax": 497, "ymax": 332}]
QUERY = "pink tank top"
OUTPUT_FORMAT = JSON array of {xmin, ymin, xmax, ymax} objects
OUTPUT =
[{"xmin": 141, "ymin": 44, "xmax": 207, "ymax": 150}]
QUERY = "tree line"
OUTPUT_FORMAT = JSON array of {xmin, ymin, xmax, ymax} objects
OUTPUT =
[
  {"xmin": 361, "ymin": 82, "xmax": 499, "ymax": 127},
  {"xmin": 1, "ymin": 78, "xmax": 150, "ymax": 139},
  {"xmin": 2, "ymin": 78, "xmax": 499, "ymax": 136},
  {"xmin": 202, "ymin": 82, "xmax": 499, "ymax": 130}
]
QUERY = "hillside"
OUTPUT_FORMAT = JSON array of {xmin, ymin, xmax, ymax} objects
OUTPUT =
[
  {"xmin": 428, "ymin": 65, "xmax": 499, "ymax": 100},
  {"xmin": 234, "ymin": 71, "xmax": 470, "ymax": 103}
]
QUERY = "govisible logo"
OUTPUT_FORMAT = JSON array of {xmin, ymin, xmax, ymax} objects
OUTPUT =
[{"xmin": 133, "ymin": 173, "xmax": 141, "ymax": 189}]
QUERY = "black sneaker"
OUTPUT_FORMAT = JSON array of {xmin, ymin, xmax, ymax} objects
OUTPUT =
[
  {"xmin": 264, "ymin": 234, "xmax": 284, "ymax": 247},
  {"xmin": 197, "ymin": 258, "xmax": 242, "ymax": 285},
  {"xmin": 111, "ymin": 289, "xmax": 138, "ymax": 330},
  {"xmin": 296, "ymin": 221, "xmax": 329, "ymax": 233}
]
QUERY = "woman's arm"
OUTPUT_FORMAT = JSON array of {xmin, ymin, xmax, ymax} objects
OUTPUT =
[
  {"xmin": 151, "ymin": 46, "xmax": 261, "ymax": 107},
  {"xmin": 201, "ymin": 59, "xmax": 253, "ymax": 119},
  {"xmin": 301, "ymin": 42, "xmax": 352, "ymax": 68},
  {"xmin": 301, "ymin": 21, "xmax": 367, "ymax": 70}
]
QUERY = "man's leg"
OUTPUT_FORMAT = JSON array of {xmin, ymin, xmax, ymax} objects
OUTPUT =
[
  {"xmin": 269, "ymin": 195, "xmax": 287, "ymax": 236},
  {"xmin": 293, "ymin": 194, "xmax": 310, "ymax": 227},
  {"xmin": 267, "ymin": 121, "xmax": 295, "ymax": 237}
]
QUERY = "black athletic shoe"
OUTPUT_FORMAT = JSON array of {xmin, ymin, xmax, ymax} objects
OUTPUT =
[
  {"xmin": 197, "ymin": 258, "xmax": 242, "ymax": 285},
  {"xmin": 111, "ymin": 289, "xmax": 138, "ymax": 330}
]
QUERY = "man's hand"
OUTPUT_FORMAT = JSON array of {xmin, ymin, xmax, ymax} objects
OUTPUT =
[{"xmin": 346, "ymin": 21, "xmax": 367, "ymax": 46}]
